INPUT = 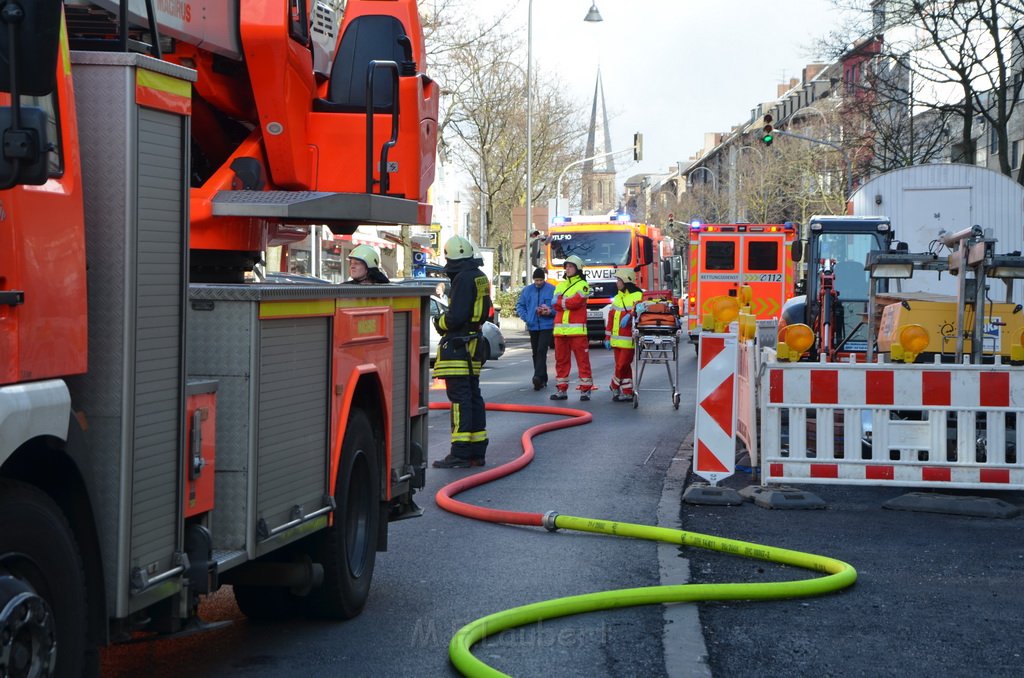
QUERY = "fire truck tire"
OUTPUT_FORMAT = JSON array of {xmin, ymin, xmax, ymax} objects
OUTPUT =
[
  {"xmin": 307, "ymin": 408, "xmax": 379, "ymax": 619},
  {"xmin": 0, "ymin": 479, "xmax": 88, "ymax": 678}
]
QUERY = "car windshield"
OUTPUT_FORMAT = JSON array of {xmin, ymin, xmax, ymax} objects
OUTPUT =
[{"xmin": 548, "ymin": 232, "xmax": 632, "ymax": 266}]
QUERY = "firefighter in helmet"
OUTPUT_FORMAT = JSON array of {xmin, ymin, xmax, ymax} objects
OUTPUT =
[
  {"xmin": 605, "ymin": 267, "xmax": 644, "ymax": 401},
  {"xmin": 550, "ymin": 254, "xmax": 595, "ymax": 401},
  {"xmin": 345, "ymin": 244, "xmax": 390, "ymax": 284},
  {"xmin": 432, "ymin": 235, "xmax": 493, "ymax": 469}
]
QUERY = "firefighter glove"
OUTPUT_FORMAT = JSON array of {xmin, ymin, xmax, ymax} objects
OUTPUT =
[{"xmin": 604, "ymin": 340, "xmax": 611, "ymax": 350}]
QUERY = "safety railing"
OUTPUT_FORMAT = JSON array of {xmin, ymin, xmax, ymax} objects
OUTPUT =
[{"xmin": 760, "ymin": 355, "xmax": 1024, "ymax": 490}]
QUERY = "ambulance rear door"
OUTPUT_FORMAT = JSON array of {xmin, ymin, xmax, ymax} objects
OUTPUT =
[
  {"xmin": 739, "ymin": 231, "xmax": 789, "ymax": 321},
  {"xmin": 692, "ymin": 233, "xmax": 742, "ymax": 335}
]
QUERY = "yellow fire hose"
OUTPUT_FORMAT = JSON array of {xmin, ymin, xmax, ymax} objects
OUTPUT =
[{"xmin": 430, "ymin": 402, "xmax": 858, "ymax": 677}]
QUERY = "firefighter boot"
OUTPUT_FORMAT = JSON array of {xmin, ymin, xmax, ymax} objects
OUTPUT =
[
  {"xmin": 550, "ymin": 390, "xmax": 568, "ymax": 400},
  {"xmin": 432, "ymin": 454, "xmax": 483, "ymax": 469}
]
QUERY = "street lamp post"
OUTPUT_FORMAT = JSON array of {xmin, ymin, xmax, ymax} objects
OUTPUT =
[
  {"xmin": 688, "ymin": 166, "xmax": 718, "ymax": 191},
  {"xmin": 778, "ymin": 106, "xmax": 852, "ymax": 199},
  {"xmin": 526, "ymin": 1, "xmax": 602, "ymax": 250},
  {"xmin": 555, "ymin": 144, "xmax": 634, "ymax": 217},
  {"xmin": 773, "ymin": 128, "xmax": 852, "ymax": 199},
  {"xmin": 729, "ymin": 145, "xmax": 763, "ymax": 222},
  {"xmin": 790, "ymin": 106, "xmax": 828, "ymax": 129}
]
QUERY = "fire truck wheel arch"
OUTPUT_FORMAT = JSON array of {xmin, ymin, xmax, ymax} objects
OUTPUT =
[{"xmin": 0, "ymin": 479, "xmax": 89, "ymax": 677}]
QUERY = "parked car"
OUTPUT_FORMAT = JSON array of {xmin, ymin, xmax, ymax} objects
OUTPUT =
[
  {"xmin": 429, "ymin": 296, "xmax": 505, "ymax": 363},
  {"xmin": 393, "ymin": 276, "xmax": 499, "ymax": 327}
]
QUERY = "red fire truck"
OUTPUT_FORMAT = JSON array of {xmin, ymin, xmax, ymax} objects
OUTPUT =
[
  {"xmin": 543, "ymin": 214, "xmax": 669, "ymax": 339},
  {"xmin": 686, "ymin": 222, "xmax": 797, "ymax": 345},
  {"xmin": 0, "ymin": 2, "xmax": 436, "ymax": 674}
]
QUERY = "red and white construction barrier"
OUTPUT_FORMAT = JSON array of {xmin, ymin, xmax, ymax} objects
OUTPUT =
[
  {"xmin": 736, "ymin": 337, "xmax": 758, "ymax": 465},
  {"xmin": 760, "ymin": 357, "xmax": 1024, "ymax": 489},
  {"xmin": 694, "ymin": 333, "xmax": 738, "ymax": 484}
]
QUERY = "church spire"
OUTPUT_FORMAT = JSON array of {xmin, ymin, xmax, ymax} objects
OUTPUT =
[
  {"xmin": 581, "ymin": 67, "xmax": 617, "ymax": 214},
  {"xmin": 584, "ymin": 67, "xmax": 615, "ymax": 174}
]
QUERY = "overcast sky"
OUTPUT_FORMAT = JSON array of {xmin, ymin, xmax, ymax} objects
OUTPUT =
[{"xmin": 471, "ymin": 0, "xmax": 847, "ymax": 179}]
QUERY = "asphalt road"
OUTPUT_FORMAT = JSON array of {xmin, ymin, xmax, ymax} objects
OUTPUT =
[
  {"xmin": 102, "ymin": 330, "xmax": 700, "ymax": 677},
  {"xmin": 681, "ymin": 462, "xmax": 1024, "ymax": 677},
  {"xmin": 100, "ymin": 325, "xmax": 1024, "ymax": 678}
]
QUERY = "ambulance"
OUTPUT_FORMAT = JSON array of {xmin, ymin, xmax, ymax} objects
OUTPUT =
[{"xmin": 686, "ymin": 222, "xmax": 797, "ymax": 345}]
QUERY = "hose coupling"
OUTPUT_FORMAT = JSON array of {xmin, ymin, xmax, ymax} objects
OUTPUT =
[{"xmin": 542, "ymin": 510, "xmax": 560, "ymax": 531}]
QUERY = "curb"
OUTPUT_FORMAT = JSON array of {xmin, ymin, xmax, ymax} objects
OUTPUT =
[{"xmin": 659, "ymin": 431, "xmax": 711, "ymax": 678}]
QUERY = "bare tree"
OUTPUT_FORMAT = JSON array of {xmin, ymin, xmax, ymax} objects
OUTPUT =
[
  {"xmin": 844, "ymin": 49, "xmax": 957, "ymax": 171},
  {"xmin": 824, "ymin": 0, "xmax": 1024, "ymax": 182},
  {"xmin": 676, "ymin": 183, "xmax": 729, "ymax": 225},
  {"xmin": 423, "ymin": 2, "xmax": 587, "ymax": 282},
  {"xmin": 900, "ymin": 0, "xmax": 1024, "ymax": 179}
]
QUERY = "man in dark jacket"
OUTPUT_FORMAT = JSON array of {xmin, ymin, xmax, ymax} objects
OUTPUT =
[
  {"xmin": 515, "ymin": 268, "xmax": 555, "ymax": 390},
  {"xmin": 432, "ymin": 235, "xmax": 493, "ymax": 469}
]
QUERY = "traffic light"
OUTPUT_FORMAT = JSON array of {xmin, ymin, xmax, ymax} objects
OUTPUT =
[
  {"xmin": 633, "ymin": 132, "xmax": 643, "ymax": 161},
  {"xmin": 761, "ymin": 114, "xmax": 774, "ymax": 146},
  {"xmin": 667, "ymin": 212, "xmax": 674, "ymax": 231}
]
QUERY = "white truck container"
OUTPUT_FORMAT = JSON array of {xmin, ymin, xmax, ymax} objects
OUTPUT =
[{"xmin": 850, "ymin": 164, "xmax": 1024, "ymax": 297}]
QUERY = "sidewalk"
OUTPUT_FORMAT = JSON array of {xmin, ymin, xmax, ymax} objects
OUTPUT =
[{"xmin": 497, "ymin": 316, "xmax": 531, "ymax": 344}]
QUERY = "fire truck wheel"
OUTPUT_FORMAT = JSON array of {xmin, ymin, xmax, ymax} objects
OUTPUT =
[
  {"xmin": 307, "ymin": 408, "xmax": 380, "ymax": 619},
  {"xmin": 0, "ymin": 479, "xmax": 88, "ymax": 677}
]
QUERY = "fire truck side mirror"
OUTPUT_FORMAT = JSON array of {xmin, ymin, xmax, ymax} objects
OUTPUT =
[
  {"xmin": 639, "ymin": 236, "xmax": 654, "ymax": 266},
  {"xmin": 528, "ymin": 232, "xmax": 545, "ymax": 268},
  {"xmin": 0, "ymin": 106, "xmax": 52, "ymax": 187},
  {"xmin": 667, "ymin": 255, "xmax": 684, "ymax": 298},
  {"xmin": 0, "ymin": 2, "xmax": 62, "ymax": 96},
  {"xmin": 791, "ymin": 239, "xmax": 804, "ymax": 262}
]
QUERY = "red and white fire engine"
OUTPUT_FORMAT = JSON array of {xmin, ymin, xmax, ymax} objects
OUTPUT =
[{"xmin": 1, "ymin": 2, "xmax": 436, "ymax": 673}]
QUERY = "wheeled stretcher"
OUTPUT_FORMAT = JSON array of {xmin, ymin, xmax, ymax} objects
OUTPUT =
[{"xmin": 630, "ymin": 299, "xmax": 681, "ymax": 409}]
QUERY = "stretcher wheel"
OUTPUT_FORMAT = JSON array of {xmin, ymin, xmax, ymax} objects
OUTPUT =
[
  {"xmin": 673, "ymin": 392, "xmax": 680, "ymax": 410},
  {"xmin": 632, "ymin": 393, "xmax": 639, "ymax": 409}
]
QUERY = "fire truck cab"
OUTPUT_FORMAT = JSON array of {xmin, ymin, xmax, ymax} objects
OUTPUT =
[
  {"xmin": 686, "ymin": 222, "xmax": 796, "ymax": 345},
  {"xmin": 543, "ymin": 214, "xmax": 667, "ymax": 340}
]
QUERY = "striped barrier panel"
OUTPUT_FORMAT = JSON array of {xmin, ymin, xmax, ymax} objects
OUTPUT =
[
  {"xmin": 694, "ymin": 333, "xmax": 738, "ymax": 484},
  {"xmin": 759, "ymin": 356, "xmax": 1024, "ymax": 490},
  {"xmin": 735, "ymin": 321, "xmax": 778, "ymax": 466},
  {"xmin": 736, "ymin": 337, "xmax": 758, "ymax": 465}
]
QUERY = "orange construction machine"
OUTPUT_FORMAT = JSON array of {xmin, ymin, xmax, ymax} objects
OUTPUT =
[
  {"xmin": 0, "ymin": 2, "xmax": 434, "ymax": 674},
  {"xmin": 686, "ymin": 222, "xmax": 796, "ymax": 345},
  {"xmin": 543, "ymin": 214, "xmax": 669, "ymax": 340}
]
